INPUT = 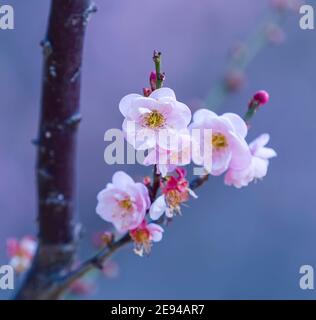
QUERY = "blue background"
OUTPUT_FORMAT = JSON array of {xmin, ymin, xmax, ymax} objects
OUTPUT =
[{"xmin": 0, "ymin": 0, "xmax": 316, "ymax": 299}]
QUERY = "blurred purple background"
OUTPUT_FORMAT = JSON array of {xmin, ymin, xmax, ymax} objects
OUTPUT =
[{"xmin": 1, "ymin": 0, "xmax": 316, "ymax": 299}]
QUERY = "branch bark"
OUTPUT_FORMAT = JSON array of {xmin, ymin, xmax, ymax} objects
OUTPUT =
[{"xmin": 15, "ymin": 0, "xmax": 96, "ymax": 300}]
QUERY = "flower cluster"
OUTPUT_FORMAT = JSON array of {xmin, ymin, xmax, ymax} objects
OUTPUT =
[{"xmin": 96, "ymin": 56, "xmax": 276, "ymax": 256}]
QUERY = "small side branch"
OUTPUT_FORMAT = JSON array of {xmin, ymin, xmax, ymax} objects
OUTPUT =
[{"xmin": 53, "ymin": 174, "xmax": 210, "ymax": 296}]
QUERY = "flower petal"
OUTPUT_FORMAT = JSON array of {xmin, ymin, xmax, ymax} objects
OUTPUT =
[
  {"xmin": 228, "ymin": 132, "xmax": 251, "ymax": 170},
  {"xmin": 119, "ymin": 93, "xmax": 142, "ymax": 117},
  {"xmin": 112, "ymin": 171, "xmax": 135, "ymax": 189},
  {"xmin": 149, "ymin": 88, "xmax": 176, "ymax": 101},
  {"xmin": 135, "ymin": 183, "xmax": 151, "ymax": 210},
  {"xmin": 249, "ymin": 133, "xmax": 270, "ymax": 153},
  {"xmin": 222, "ymin": 113, "xmax": 248, "ymax": 138},
  {"xmin": 149, "ymin": 195, "xmax": 167, "ymax": 220},
  {"xmin": 255, "ymin": 147, "xmax": 277, "ymax": 159},
  {"xmin": 147, "ymin": 223, "xmax": 164, "ymax": 242},
  {"xmin": 192, "ymin": 108, "xmax": 217, "ymax": 124}
]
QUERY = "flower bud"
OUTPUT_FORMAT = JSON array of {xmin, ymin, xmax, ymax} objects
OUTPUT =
[
  {"xmin": 253, "ymin": 90, "xmax": 270, "ymax": 106},
  {"xmin": 150, "ymin": 71, "xmax": 157, "ymax": 91},
  {"xmin": 143, "ymin": 87, "xmax": 152, "ymax": 97}
]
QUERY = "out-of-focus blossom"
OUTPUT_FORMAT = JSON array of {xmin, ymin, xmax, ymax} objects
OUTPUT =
[
  {"xmin": 96, "ymin": 171, "xmax": 150, "ymax": 233},
  {"xmin": 150, "ymin": 168, "xmax": 197, "ymax": 220},
  {"xmin": 225, "ymin": 134, "xmax": 277, "ymax": 188},
  {"xmin": 190, "ymin": 109, "xmax": 251, "ymax": 176},
  {"xmin": 130, "ymin": 220, "xmax": 164, "ymax": 256},
  {"xmin": 224, "ymin": 70, "xmax": 245, "ymax": 92},
  {"xmin": 92, "ymin": 231, "xmax": 114, "ymax": 248},
  {"xmin": 102, "ymin": 260, "xmax": 119, "ymax": 278},
  {"xmin": 7, "ymin": 236, "xmax": 37, "ymax": 274},
  {"xmin": 230, "ymin": 42, "xmax": 248, "ymax": 62},
  {"xmin": 119, "ymin": 88, "xmax": 191, "ymax": 150},
  {"xmin": 265, "ymin": 23, "xmax": 286, "ymax": 45},
  {"xmin": 67, "ymin": 259, "xmax": 119, "ymax": 298},
  {"xmin": 66, "ymin": 267, "xmax": 99, "ymax": 298},
  {"xmin": 271, "ymin": 0, "xmax": 304, "ymax": 12},
  {"xmin": 68, "ymin": 278, "xmax": 96, "ymax": 296}
]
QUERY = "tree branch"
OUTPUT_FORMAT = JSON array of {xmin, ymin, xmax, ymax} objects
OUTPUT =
[
  {"xmin": 49, "ymin": 174, "xmax": 210, "ymax": 297},
  {"xmin": 15, "ymin": 0, "xmax": 96, "ymax": 300}
]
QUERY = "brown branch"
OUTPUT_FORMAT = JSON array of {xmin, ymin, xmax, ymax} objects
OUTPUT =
[
  {"xmin": 48, "ymin": 234, "xmax": 132, "ymax": 298},
  {"xmin": 15, "ymin": 0, "xmax": 96, "ymax": 300},
  {"xmin": 149, "ymin": 165, "xmax": 161, "ymax": 202},
  {"xmin": 190, "ymin": 174, "xmax": 209, "ymax": 190}
]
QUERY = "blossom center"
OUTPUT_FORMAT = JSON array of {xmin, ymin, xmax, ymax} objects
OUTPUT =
[
  {"xmin": 118, "ymin": 198, "xmax": 133, "ymax": 212},
  {"xmin": 166, "ymin": 189, "xmax": 183, "ymax": 208},
  {"xmin": 212, "ymin": 133, "xmax": 228, "ymax": 150},
  {"xmin": 144, "ymin": 110, "xmax": 165, "ymax": 129},
  {"xmin": 132, "ymin": 229, "xmax": 150, "ymax": 244}
]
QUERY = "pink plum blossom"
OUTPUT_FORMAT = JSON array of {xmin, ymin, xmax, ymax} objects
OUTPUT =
[
  {"xmin": 224, "ymin": 133, "xmax": 277, "ymax": 188},
  {"xmin": 7, "ymin": 236, "xmax": 37, "ymax": 274},
  {"xmin": 189, "ymin": 109, "xmax": 251, "ymax": 176},
  {"xmin": 119, "ymin": 88, "xmax": 191, "ymax": 150},
  {"xmin": 130, "ymin": 220, "xmax": 164, "ymax": 256},
  {"xmin": 149, "ymin": 168, "xmax": 197, "ymax": 220},
  {"xmin": 96, "ymin": 171, "xmax": 150, "ymax": 233}
]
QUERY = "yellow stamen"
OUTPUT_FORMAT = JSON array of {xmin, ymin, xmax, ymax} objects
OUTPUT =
[
  {"xmin": 118, "ymin": 198, "xmax": 133, "ymax": 212},
  {"xmin": 144, "ymin": 110, "xmax": 165, "ymax": 129},
  {"xmin": 166, "ymin": 189, "xmax": 183, "ymax": 208},
  {"xmin": 212, "ymin": 133, "xmax": 228, "ymax": 150},
  {"xmin": 132, "ymin": 229, "xmax": 150, "ymax": 244}
]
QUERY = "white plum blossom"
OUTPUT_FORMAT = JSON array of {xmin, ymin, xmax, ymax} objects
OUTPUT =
[
  {"xmin": 224, "ymin": 133, "xmax": 277, "ymax": 188},
  {"xmin": 119, "ymin": 88, "xmax": 191, "ymax": 150},
  {"xmin": 190, "ymin": 109, "xmax": 251, "ymax": 176}
]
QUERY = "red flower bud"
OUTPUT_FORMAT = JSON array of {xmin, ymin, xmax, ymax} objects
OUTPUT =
[
  {"xmin": 150, "ymin": 71, "xmax": 157, "ymax": 91},
  {"xmin": 143, "ymin": 87, "xmax": 152, "ymax": 97},
  {"xmin": 253, "ymin": 90, "xmax": 270, "ymax": 105}
]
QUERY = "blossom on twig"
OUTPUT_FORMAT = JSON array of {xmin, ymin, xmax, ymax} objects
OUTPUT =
[
  {"xmin": 225, "ymin": 134, "xmax": 277, "ymax": 188},
  {"xmin": 96, "ymin": 171, "xmax": 150, "ymax": 233},
  {"xmin": 150, "ymin": 168, "xmax": 197, "ymax": 220},
  {"xmin": 190, "ymin": 109, "xmax": 251, "ymax": 175},
  {"xmin": 130, "ymin": 220, "xmax": 164, "ymax": 256},
  {"xmin": 119, "ymin": 88, "xmax": 191, "ymax": 150}
]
